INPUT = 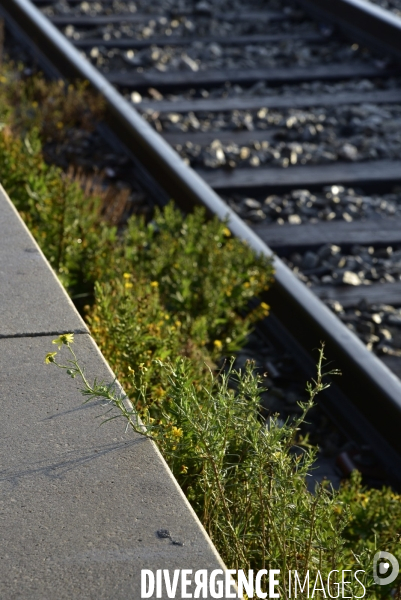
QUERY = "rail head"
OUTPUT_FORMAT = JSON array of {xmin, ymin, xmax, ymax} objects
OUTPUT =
[{"xmin": 296, "ymin": 0, "xmax": 401, "ymax": 60}]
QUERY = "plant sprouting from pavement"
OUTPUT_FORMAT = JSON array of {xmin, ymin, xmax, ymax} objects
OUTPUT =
[{"xmin": 45, "ymin": 335, "xmax": 381, "ymax": 598}]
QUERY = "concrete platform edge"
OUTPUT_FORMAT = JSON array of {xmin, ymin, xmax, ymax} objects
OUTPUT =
[{"xmin": 0, "ymin": 183, "xmax": 236, "ymax": 599}]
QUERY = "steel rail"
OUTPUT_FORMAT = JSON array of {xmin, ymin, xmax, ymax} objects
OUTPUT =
[
  {"xmin": 296, "ymin": 0, "xmax": 401, "ymax": 60},
  {"xmin": 2, "ymin": 0, "xmax": 401, "ymax": 473}
]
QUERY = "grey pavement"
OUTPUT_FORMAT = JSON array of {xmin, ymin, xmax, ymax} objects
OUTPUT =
[
  {"xmin": 0, "ymin": 185, "xmax": 88, "ymax": 337},
  {"xmin": 0, "ymin": 335, "xmax": 228, "ymax": 599}
]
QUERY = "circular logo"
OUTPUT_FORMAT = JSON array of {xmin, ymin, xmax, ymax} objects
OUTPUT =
[{"xmin": 373, "ymin": 551, "xmax": 399, "ymax": 586}]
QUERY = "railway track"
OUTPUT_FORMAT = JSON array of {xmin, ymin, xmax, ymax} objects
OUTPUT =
[{"xmin": 3, "ymin": 0, "xmax": 401, "ymax": 484}]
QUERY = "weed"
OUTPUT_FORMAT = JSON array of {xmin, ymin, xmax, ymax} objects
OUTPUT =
[
  {"xmin": 0, "ymin": 127, "xmax": 116, "ymax": 291},
  {"xmin": 46, "ymin": 336, "xmax": 392, "ymax": 598},
  {"xmin": 0, "ymin": 65, "xmax": 104, "ymax": 142},
  {"xmin": 86, "ymin": 204, "xmax": 273, "ymax": 404}
]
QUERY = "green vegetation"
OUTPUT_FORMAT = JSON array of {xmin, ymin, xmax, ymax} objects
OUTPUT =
[
  {"xmin": 45, "ymin": 335, "xmax": 397, "ymax": 599},
  {"xmin": 86, "ymin": 205, "xmax": 272, "ymax": 405},
  {"xmin": 0, "ymin": 127, "xmax": 115, "ymax": 290},
  {"xmin": 2, "ymin": 65, "xmax": 401, "ymax": 598},
  {"xmin": 0, "ymin": 67, "xmax": 104, "ymax": 141}
]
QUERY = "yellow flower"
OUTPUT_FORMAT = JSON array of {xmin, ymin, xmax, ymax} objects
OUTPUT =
[
  {"xmin": 172, "ymin": 426, "xmax": 183, "ymax": 438},
  {"xmin": 223, "ymin": 227, "xmax": 231, "ymax": 237},
  {"xmin": 150, "ymin": 281, "xmax": 158, "ymax": 288},
  {"xmin": 125, "ymin": 282, "xmax": 133, "ymax": 289},
  {"xmin": 260, "ymin": 302, "xmax": 269, "ymax": 310},
  {"xmin": 52, "ymin": 333, "xmax": 74, "ymax": 348},
  {"xmin": 44, "ymin": 351, "xmax": 57, "ymax": 364},
  {"xmin": 128, "ymin": 366, "xmax": 135, "ymax": 374},
  {"xmin": 180, "ymin": 465, "xmax": 188, "ymax": 474},
  {"xmin": 123, "ymin": 273, "xmax": 131, "ymax": 279},
  {"xmin": 214, "ymin": 340, "xmax": 223, "ymax": 351}
]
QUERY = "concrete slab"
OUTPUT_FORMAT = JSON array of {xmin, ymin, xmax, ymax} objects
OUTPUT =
[
  {"xmin": 0, "ymin": 185, "xmax": 88, "ymax": 337},
  {"xmin": 0, "ymin": 334, "xmax": 228, "ymax": 599}
]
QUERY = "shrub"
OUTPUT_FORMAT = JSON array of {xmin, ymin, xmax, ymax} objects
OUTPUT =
[
  {"xmin": 0, "ymin": 66, "xmax": 104, "ymax": 142},
  {"xmin": 46, "ymin": 337, "xmax": 375, "ymax": 598},
  {"xmin": 338, "ymin": 471, "xmax": 401, "ymax": 599},
  {"xmin": 86, "ymin": 204, "xmax": 273, "ymax": 403},
  {"xmin": 0, "ymin": 127, "xmax": 116, "ymax": 291}
]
